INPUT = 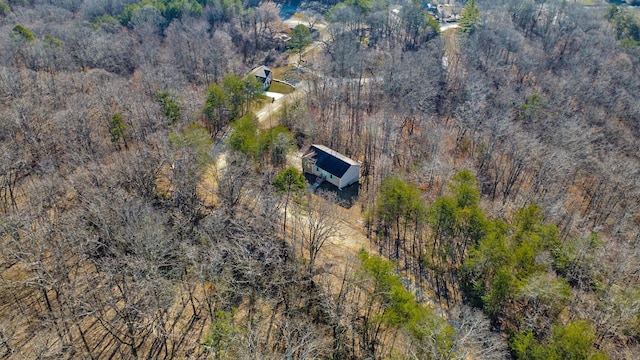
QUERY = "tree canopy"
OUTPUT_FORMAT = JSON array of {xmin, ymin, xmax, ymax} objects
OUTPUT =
[
  {"xmin": 459, "ymin": 0, "xmax": 481, "ymax": 34},
  {"xmin": 273, "ymin": 167, "xmax": 306, "ymax": 194},
  {"xmin": 203, "ymin": 74, "xmax": 265, "ymax": 135},
  {"xmin": 11, "ymin": 24, "xmax": 35, "ymax": 41},
  {"xmin": 288, "ymin": 24, "xmax": 312, "ymax": 60}
]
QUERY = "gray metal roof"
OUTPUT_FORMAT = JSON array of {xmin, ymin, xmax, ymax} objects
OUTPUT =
[{"xmin": 250, "ymin": 65, "xmax": 271, "ymax": 79}]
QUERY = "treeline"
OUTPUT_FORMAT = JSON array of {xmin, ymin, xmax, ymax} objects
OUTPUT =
[
  {"xmin": 1, "ymin": 0, "xmax": 640, "ymax": 358},
  {"xmin": 0, "ymin": 0, "xmax": 298, "ymax": 358},
  {"xmin": 0, "ymin": 0, "xmax": 288, "ymax": 80},
  {"xmin": 297, "ymin": 0, "xmax": 640, "ymax": 246},
  {"xmin": 286, "ymin": 0, "xmax": 640, "ymax": 357},
  {"xmin": 202, "ymin": 73, "xmax": 264, "ymax": 134},
  {"xmin": 370, "ymin": 170, "xmax": 614, "ymax": 358},
  {"xmin": 0, "ymin": 0, "xmax": 463, "ymax": 357}
]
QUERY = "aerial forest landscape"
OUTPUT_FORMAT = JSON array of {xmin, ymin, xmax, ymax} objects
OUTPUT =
[{"xmin": 1, "ymin": 0, "xmax": 640, "ymax": 358}]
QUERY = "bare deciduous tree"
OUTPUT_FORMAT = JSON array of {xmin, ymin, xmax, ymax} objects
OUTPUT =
[{"xmin": 294, "ymin": 191, "xmax": 341, "ymax": 275}]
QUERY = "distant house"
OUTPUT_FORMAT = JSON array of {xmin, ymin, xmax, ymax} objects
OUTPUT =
[
  {"xmin": 250, "ymin": 65, "xmax": 273, "ymax": 90},
  {"xmin": 302, "ymin": 145, "xmax": 361, "ymax": 190}
]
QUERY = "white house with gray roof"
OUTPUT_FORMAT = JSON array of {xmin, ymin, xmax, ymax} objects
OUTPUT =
[
  {"xmin": 250, "ymin": 65, "xmax": 273, "ymax": 90},
  {"xmin": 302, "ymin": 145, "xmax": 360, "ymax": 190}
]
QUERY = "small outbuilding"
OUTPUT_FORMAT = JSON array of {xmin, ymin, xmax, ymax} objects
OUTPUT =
[
  {"xmin": 250, "ymin": 65, "xmax": 273, "ymax": 90},
  {"xmin": 302, "ymin": 145, "xmax": 360, "ymax": 190}
]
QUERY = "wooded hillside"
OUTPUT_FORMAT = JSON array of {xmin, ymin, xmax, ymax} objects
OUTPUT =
[{"xmin": 0, "ymin": 0, "xmax": 639, "ymax": 359}]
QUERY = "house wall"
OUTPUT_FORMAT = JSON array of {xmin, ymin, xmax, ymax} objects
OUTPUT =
[
  {"xmin": 325, "ymin": 172, "xmax": 340, "ymax": 188},
  {"xmin": 303, "ymin": 159, "xmax": 360, "ymax": 190},
  {"xmin": 315, "ymin": 166, "xmax": 340, "ymax": 187},
  {"xmin": 338, "ymin": 165, "xmax": 360, "ymax": 189},
  {"xmin": 302, "ymin": 159, "xmax": 317, "ymax": 176},
  {"xmin": 303, "ymin": 160, "xmax": 341, "ymax": 187}
]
